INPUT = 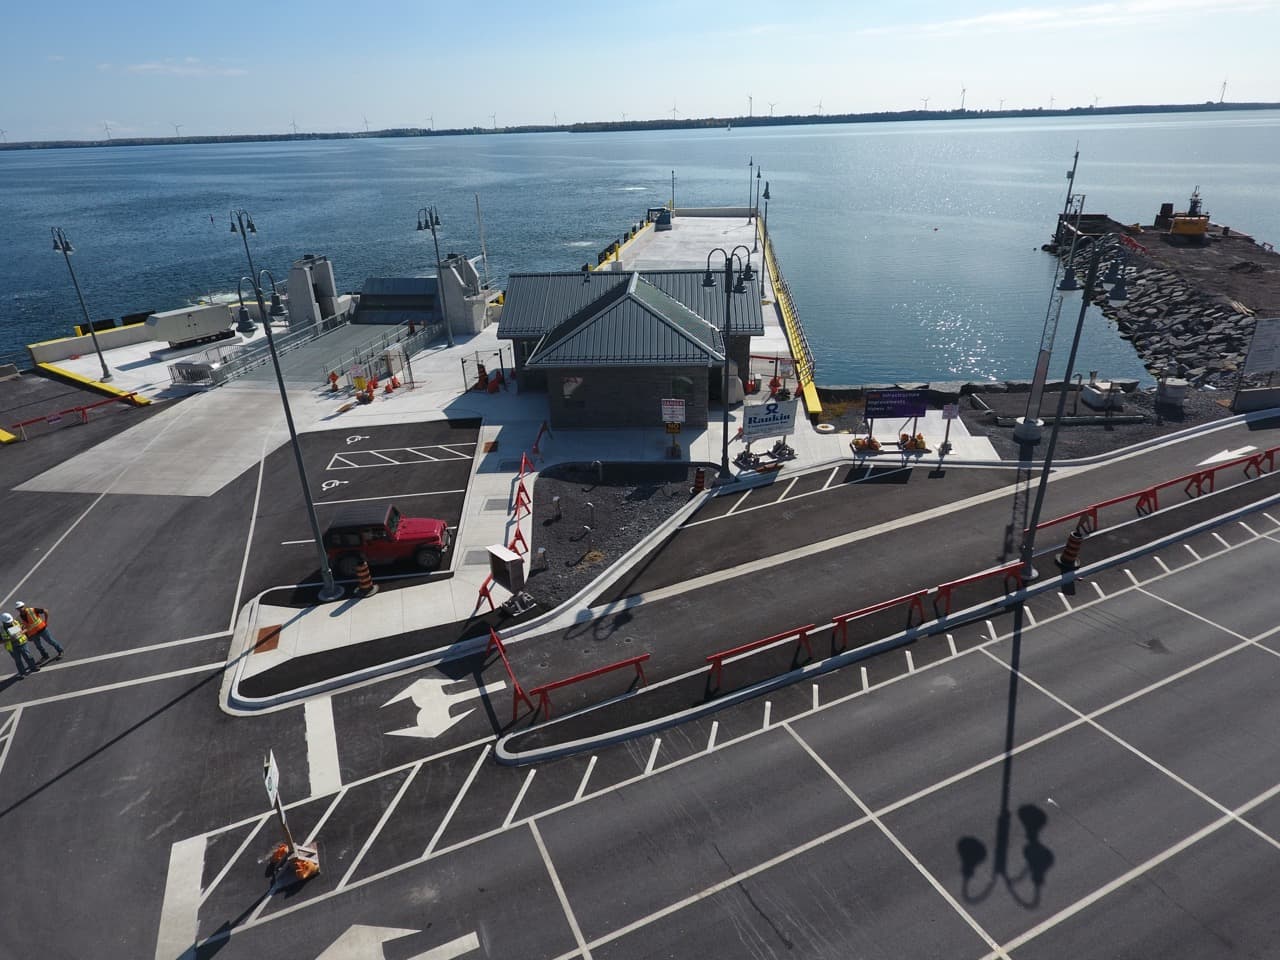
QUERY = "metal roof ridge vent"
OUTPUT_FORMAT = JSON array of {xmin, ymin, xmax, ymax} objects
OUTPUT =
[{"xmin": 626, "ymin": 271, "xmax": 640, "ymax": 294}]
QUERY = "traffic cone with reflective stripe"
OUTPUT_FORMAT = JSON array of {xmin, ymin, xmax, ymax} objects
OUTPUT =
[{"xmin": 1056, "ymin": 526, "xmax": 1086, "ymax": 570}]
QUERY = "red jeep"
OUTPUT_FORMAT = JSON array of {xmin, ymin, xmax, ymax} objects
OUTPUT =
[{"xmin": 323, "ymin": 503, "xmax": 451, "ymax": 577}]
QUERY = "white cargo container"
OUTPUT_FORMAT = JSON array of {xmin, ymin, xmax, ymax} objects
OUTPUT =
[{"xmin": 146, "ymin": 304, "xmax": 233, "ymax": 346}]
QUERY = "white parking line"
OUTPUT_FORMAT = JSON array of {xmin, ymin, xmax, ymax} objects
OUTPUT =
[
  {"xmin": 989, "ymin": 782, "xmax": 1280, "ymax": 959},
  {"xmin": 5, "ymin": 662, "xmax": 224, "ymax": 711},
  {"xmin": 762, "ymin": 702, "xmax": 772, "ymax": 729},
  {"xmin": 1124, "ymin": 568, "xmax": 1140, "ymax": 586},
  {"xmin": 531, "ymin": 821, "xmax": 593, "ymax": 959},
  {"xmin": 574, "ymin": 756, "xmax": 597, "ymax": 800},
  {"xmin": 154, "ymin": 835, "xmax": 206, "ymax": 960},
  {"xmin": 0, "ymin": 708, "xmax": 22, "ymax": 780},
  {"xmin": 779, "ymin": 477, "xmax": 799, "ymax": 501},
  {"xmin": 1023, "ymin": 605, "xmax": 1037, "ymax": 627},
  {"xmin": 1091, "ymin": 581, "xmax": 1107, "ymax": 600},
  {"xmin": 303, "ymin": 697, "xmax": 342, "ymax": 798},
  {"xmin": 1211, "ymin": 532, "xmax": 1231, "ymax": 549},
  {"xmin": 822, "ymin": 465, "xmax": 840, "ymax": 489},
  {"xmin": 726, "ymin": 490, "xmax": 752, "ymax": 516},
  {"xmin": 1184, "ymin": 543, "xmax": 1203, "ymax": 561},
  {"xmin": 317, "ymin": 488, "xmax": 466, "ymax": 507},
  {"xmin": 304, "ymin": 787, "xmax": 349, "ymax": 846},
  {"xmin": 504, "ymin": 769, "xmax": 537, "ymax": 828},
  {"xmin": 1135, "ymin": 587, "xmax": 1249, "ymax": 641},
  {"xmin": 947, "ymin": 633, "xmax": 958, "ymax": 656},
  {"xmin": 1238, "ymin": 521, "xmax": 1260, "ymax": 537},
  {"xmin": 706, "ymin": 722, "xmax": 719, "ymax": 752},
  {"xmin": 340, "ymin": 764, "xmax": 422, "ymax": 889},
  {"xmin": 200, "ymin": 814, "xmax": 270, "ymax": 907},
  {"xmin": 784, "ymin": 724, "xmax": 1011, "ymax": 959},
  {"xmin": 1058, "ymin": 593, "xmax": 1073, "ymax": 613},
  {"xmin": 860, "ymin": 666, "xmax": 869, "ymax": 690},
  {"xmin": 905, "ymin": 650, "xmax": 915, "ymax": 673},
  {"xmin": 424, "ymin": 745, "xmax": 491, "ymax": 857},
  {"xmin": 645, "ymin": 738, "xmax": 663, "ymax": 773},
  {"xmin": 812, "ymin": 683, "xmax": 820, "ymax": 711},
  {"xmin": 1153, "ymin": 555, "xmax": 1171, "ymax": 574}
]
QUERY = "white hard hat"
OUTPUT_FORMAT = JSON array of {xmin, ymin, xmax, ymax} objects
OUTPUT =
[
  {"xmin": 1, "ymin": 613, "xmax": 12, "ymax": 624},
  {"xmin": 14, "ymin": 601, "xmax": 24, "ymax": 608}
]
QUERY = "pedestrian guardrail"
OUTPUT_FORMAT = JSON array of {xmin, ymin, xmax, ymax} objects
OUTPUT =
[
  {"xmin": 1032, "ymin": 442, "xmax": 1280, "ymax": 536},
  {"xmin": 528, "ymin": 654, "xmax": 650, "ymax": 720},
  {"xmin": 7, "ymin": 392, "xmax": 142, "ymax": 441},
  {"xmin": 487, "ymin": 628, "xmax": 534, "ymax": 723},
  {"xmin": 706, "ymin": 624, "xmax": 816, "ymax": 689}
]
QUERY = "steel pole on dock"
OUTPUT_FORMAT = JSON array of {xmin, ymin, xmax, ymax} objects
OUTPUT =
[
  {"xmin": 50, "ymin": 228, "xmax": 111, "ymax": 382},
  {"xmin": 231, "ymin": 209, "xmax": 343, "ymax": 602}
]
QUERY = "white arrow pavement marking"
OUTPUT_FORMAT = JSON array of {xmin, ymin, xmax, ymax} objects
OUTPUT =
[
  {"xmin": 382, "ymin": 677, "xmax": 506, "ymax": 739},
  {"xmin": 408, "ymin": 932, "xmax": 482, "ymax": 960},
  {"xmin": 1198, "ymin": 446, "xmax": 1256, "ymax": 465},
  {"xmin": 314, "ymin": 924, "xmax": 417, "ymax": 959}
]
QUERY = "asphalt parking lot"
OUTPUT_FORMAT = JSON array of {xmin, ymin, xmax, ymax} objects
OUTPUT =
[{"xmin": 244, "ymin": 419, "xmax": 479, "ymax": 600}]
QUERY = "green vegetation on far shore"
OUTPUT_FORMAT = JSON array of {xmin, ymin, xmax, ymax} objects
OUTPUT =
[{"xmin": 4, "ymin": 101, "xmax": 1278, "ymax": 151}]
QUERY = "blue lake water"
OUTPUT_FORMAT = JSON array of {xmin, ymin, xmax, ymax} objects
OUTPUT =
[{"xmin": 3, "ymin": 111, "xmax": 1279, "ymax": 384}]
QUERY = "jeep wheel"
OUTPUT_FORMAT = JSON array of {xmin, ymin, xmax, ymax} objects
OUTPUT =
[
  {"xmin": 415, "ymin": 547, "xmax": 443, "ymax": 571},
  {"xmin": 336, "ymin": 553, "xmax": 365, "ymax": 578}
]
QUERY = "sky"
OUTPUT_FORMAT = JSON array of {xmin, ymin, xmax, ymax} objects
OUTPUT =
[{"xmin": 3, "ymin": 0, "xmax": 1278, "ymax": 141}]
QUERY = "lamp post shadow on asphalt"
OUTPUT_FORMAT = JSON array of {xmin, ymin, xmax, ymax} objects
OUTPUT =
[
  {"xmin": 50, "ymin": 227, "xmax": 111, "ymax": 382},
  {"xmin": 417, "ymin": 206, "xmax": 454, "ymax": 348},
  {"xmin": 703, "ymin": 244, "xmax": 756, "ymax": 479},
  {"xmin": 1018, "ymin": 237, "xmax": 1128, "ymax": 580},
  {"xmin": 230, "ymin": 208, "xmax": 344, "ymax": 602}
]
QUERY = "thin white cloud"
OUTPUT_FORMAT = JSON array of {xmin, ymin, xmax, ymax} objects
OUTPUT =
[
  {"xmin": 860, "ymin": 0, "xmax": 1277, "ymax": 37},
  {"xmin": 126, "ymin": 58, "xmax": 248, "ymax": 77},
  {"xmin": 47, "ymin": 54, "xmax": 65, "ymax": 62}
]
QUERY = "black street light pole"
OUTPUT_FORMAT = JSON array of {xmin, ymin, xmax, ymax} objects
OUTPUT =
[
  {"xmin": 50, "ymin": 227, "xmax": 111, "ymax": 381},
  {"xmin": 417, "ymin": 206, "xmax": 454, "ymax": 348},
  {"xmin": 746, "ymin": 156, "xmax": 754, "ymax": 222},
  {"xmin": 1019, "ymin": 238, "xmax": 1126, "ymax": 579},
  {"xmin": 231, "ymin": 210, "xmax": 344, "ymax": 602},
  {"xmin": 705, "ymin": 244, "xmax": 755, "ymax": 478},
  {"xmin": 752, "ymin": 167, "xmax": 763, "ymax": 252}
]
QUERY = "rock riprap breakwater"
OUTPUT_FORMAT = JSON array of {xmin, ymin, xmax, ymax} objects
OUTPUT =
[{"xmin": 1053, "ymin": 224, "xmax": 1279, "ymax": 389}]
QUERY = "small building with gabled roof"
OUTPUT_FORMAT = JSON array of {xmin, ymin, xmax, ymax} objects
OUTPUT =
[{"xmin": 497, "ymin": 268, "xmax": 762, "ymax": 428}]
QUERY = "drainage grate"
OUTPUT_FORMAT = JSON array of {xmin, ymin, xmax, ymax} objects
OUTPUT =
[
  {"xmin": 483, "ymin": 497, "xmax": 510, "ymax": 512},
  {"xmin": 463, "ymin": 549, "xmax": 491, "ymax": 566}
]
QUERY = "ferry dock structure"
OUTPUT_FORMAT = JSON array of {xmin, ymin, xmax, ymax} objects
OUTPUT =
[{"xmin": 3, "ymin": 207, "xmax": 1280, "ymax": 958}]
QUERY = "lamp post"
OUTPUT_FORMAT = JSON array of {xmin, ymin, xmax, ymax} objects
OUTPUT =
[
  {"xmin": 760, "ymin": 181, "xmax": 770, "ymax": 297},
  {"xmin": 1019, "ymin": 237, "xmax": 1128, "ymax": 579},
  {"xmin": 746, "ymin": 156, "xmax": 754, "ymax": 222},
  {"xmin": 416, "ymin": 206, "xmax": 454, "ymax": 348},
  {"xmin": 50, "ymin": 227, "xmax": 111, "ymax": 381},
  {"xmin": 752, "ymin": 167, "xmax": 763, "ymax": 252},
  {"xmin": 230, "ymin": 211, "xmax": 344, "ymax": 602},
  {"xmin": 704, "ymin": 245, "xmax": 755, "ymax": 477}
]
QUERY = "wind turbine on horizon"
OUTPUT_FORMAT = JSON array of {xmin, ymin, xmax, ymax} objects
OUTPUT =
[
  {"xmin": 553, "ymin": 111, "xmax": 558, "ymax": 126},
  {"xmin": 1049, "ymin": 95, "xmax": 1055, "ymax": 109},
  {"xmin": 1093, "ymin": 95, "xmax": 1101, "ymax": 108},
  {"xmin": 489, "ymin": 112, "xmax": 497, "ymax": 129},
  {"xmin": 670, "ymin": 100, "xmax": 680, "ymax": 120},
  {"xmin": 362, "ymin": 115, "xmax": 370, "ymax": 133},
  {"xmin": 959, "ymin": 85, "xmax": 966, "ymax": 111},
  {"xmin": 0, "ymin": 128, "xmax": 6, "ymax": 143},
  {"xmin": 748, "ymin": 94, "xmax": 752, "ymax": 117},
  {"xmin": 999, "ymin": 98, "xmax": 1005, "ymax": 110},
  {"xmin": 290, "ymin": 118, "xmax": 299, "ymax": 135},
  {"xmin": 425, "ymin": 115, "xmax": 434, "ymax": 131},
  {"xmin": 102, "ymin": 121, "xmax": 112, "ymax": 140},
  {"xmin": 172, "ymin": 122, "xmax": 182, "ymax": 138},
  {"xmin": 920, "ymin": 97, "xmax": 929, "ymax": 111},
  {"xmin": 814, "ymin": 99, "xmax": 823, "ymax": 116},
  {"xmin": 1219, "ymin": 79, "xmax": 1228, "ymax": 103},
  {"xmin": 769, "ymin": 101, "xmax": 777, "ymax": 116}
]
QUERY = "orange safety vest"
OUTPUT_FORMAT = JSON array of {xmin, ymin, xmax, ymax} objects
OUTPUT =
[{"xmin": 17, "ymin": 607, "xmax": 46, "ymax": 635}]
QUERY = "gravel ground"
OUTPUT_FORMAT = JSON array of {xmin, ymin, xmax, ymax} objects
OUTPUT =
[
  {"xmin": 526, "ymin": 461, "xmax": 704, "ymax": 610},
  {"xmin": 958, "ymin": 385, "xmax": 1235, "ymax": 460}
]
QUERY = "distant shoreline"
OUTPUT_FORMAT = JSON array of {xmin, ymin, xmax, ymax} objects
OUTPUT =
[{"xmin": 4, "ymin": 101, "xmax": 1278, "ymax": 152}]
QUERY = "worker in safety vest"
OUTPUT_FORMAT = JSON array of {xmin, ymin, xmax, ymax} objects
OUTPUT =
[
  {"xmin": 15, "ymin": 601, "xmax": 63, "ymax": 662},
  {"xmin": 3, "ymin": 613, "xmax": 38, "ymax": 679}
]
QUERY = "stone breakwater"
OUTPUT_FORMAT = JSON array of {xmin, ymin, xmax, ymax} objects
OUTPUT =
[{"xmin": 1061, "ymin": 248, "xmax": 1257, "ymax": 387}]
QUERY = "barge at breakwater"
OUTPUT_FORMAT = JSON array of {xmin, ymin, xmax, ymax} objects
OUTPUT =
[{"xmin": 1047, "ymin": 192, "xmax": 1280, "ymax": 392}]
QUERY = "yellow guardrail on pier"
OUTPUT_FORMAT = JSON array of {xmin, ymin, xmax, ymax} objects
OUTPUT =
[
  {"xmin": 761, "ymin": 224, "xmax": 821, "ymax": 416},
  {"xmin": 589, "ymin": 218, "xmax": 654, "ymax": 271},
  {"xmin": 36, "ymin": 362, "xmax": 151, "ymax": 405}
]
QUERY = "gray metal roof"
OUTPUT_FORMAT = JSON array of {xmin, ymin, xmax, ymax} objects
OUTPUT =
[
  {"xmin": 498, "ymin": 269, "xmax": 763, "ymax": 340},
  {"xmin": 525, "ymin": 273, "xmax": 724, "ymax": 368}
]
